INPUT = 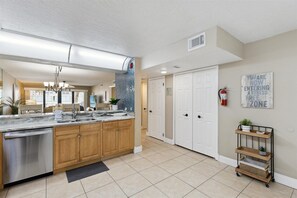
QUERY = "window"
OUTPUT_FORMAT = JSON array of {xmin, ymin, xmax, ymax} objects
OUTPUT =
[
  {"xmin": 61, "ymin": 91, "xmax": 72, "ymax": 104},
  {"xmin": 25, "ymin": 90, "xmax": 43, "ymax": 105},
  {"xmin": 26, "ymin": 90, "xmax": 43, "ymax": 104},
  {"xmin": 45, "ymin": 91, "xmax": 58, "ymax": 107},
  {"xmin": 74, "ymin": 91, "xmax": 85, "ymax": 108}
]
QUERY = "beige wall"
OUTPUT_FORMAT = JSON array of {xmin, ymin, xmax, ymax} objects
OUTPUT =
[
  {"xmin": 134, "ymin": 58, "xmax": 142, "ymax": 147},
  {"xmin": 219, "ymin": 29, "xmax": 297, "ymax": 179},
  {"xmin": 2, "ymin": 70, "xmax": 15, "ymax": 114},
  {"xmin": 165, "ymin": 75, "xmax": 173, "ymax": 139},
  {"xmin": 141, "ymin": 79, "xmax": 148, "ymax": 129},
  {"xmin": 91, "ymin": 81, "xmax": 114, "ymax": 103}
]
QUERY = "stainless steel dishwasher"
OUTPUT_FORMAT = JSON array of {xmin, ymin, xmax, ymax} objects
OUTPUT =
[{"xmin": 3, "ymin": 128, "xmax": 53, "ymax": 185}]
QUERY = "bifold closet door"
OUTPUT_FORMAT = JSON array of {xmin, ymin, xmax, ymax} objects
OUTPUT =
[
  {"xmin": 192, "ymin": 69, "xmax": 217, "ymax": 157},
  {"xmin": 175, "ymin": 73, "xmax": 193, "ymax": 150},
  {"xmin": 148, "ymin": 78, "xmax": 165, "ymax": 140}
]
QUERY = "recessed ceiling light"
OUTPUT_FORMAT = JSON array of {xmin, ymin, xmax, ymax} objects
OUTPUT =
[{"xmin": 161, "ymin": 70, "xmax": 167, "ymax": 74}]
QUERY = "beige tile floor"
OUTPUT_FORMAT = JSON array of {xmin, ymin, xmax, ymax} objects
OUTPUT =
[{"xmin": 1, "ymin": 131, "xmax": 296, "ymax": 198}]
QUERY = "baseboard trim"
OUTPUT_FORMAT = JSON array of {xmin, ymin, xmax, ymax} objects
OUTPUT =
[
  {"xmin": 133, "ymin": 145, "xmax": 143, "ymax": 154},
  {"xmin": 218, "ymin": 155, "xmax": 297, "ymax": 189},
  {"xmin": 218, "ymin": 155, "xmax": 237, "ymax": 167},
  {"xmin": 164, "ymin": 137, "xmax": 174, "ymax": 145},
  {"xmin": 275, "ymin": 173, "xmax": 297, "ymax": 189}
]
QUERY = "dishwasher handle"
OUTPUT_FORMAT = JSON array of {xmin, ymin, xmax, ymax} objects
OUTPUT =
[{"xmin": 4, "ymin": 129, "xmax": 52, "ymax": 139}]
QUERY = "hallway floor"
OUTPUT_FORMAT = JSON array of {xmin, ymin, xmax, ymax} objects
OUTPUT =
[{"xmin": 1, "ymin": 132, "xmax": 296, "ymax": 198}]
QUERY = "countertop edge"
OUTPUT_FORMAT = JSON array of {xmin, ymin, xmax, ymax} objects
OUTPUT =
[{"xmin": 0, "ymin": 116, "xmax": 135, "ymax": 133}]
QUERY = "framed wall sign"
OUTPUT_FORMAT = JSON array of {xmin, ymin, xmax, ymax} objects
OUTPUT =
[{"xmin": 241, "ymin": 72, "xmax": 273, "ymax": 109}]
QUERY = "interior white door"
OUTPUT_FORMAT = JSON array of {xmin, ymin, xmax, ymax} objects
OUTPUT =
[
  {"xmin": 192, "ymin": 68, "xmax": 218, "ymax": 157},
  {"xmin": 148, "ymin": 78, "xmax": 165, "ymax": 140},
  {"xmin": 174, "ymin": 73, "xmax": 193, "ymax": 149}
]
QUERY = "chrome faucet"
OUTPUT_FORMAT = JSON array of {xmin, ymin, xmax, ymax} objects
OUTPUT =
[{"xmin": 72, "ymin": 104, "xmax": 78, "ymax": 119}]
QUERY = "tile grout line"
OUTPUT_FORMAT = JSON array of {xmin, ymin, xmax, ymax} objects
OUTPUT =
[
  {"xmin": 106, "ymin": 171, "xmax": 130, "ymax": 198},
  {"xmin": 235, "ymin": 178, "xmax": 254, "ymax": 198},
  {"xmin": 141, "ymin": 136, "xmax": 219, "ymax": 195},
  {"xmin": 204, "ymin": 165, "xmax": 254, "ymax": 198},
  {"xmin": 182, "ymin": 188, "xmax": 211, "ymax": 198},
  {"xmin": 79, "ymin": 180, "xmax": 87, "ymax": 197}
]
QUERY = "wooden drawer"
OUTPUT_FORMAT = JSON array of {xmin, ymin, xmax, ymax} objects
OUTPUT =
[
  {"xmin": 103, "ymin": 121, "xmax": 117, "ymax": 130},
  {"xmin": 55, "ymin": 125, "xmax": 79, "ymax": 136},
  {"xmin": 80, "ymin": 123, "xmax": 101, "ymax": 132},
  {"xmin": 118, "ymin": 119, "xmax": 132, "ymax": 128}
]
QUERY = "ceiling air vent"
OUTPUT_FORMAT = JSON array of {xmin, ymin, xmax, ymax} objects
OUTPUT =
[{"xmin": 188, "ymin": 32, "xmax": 206, "ymax": 51}]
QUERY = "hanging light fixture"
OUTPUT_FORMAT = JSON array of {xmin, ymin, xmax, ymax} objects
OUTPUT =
[{"xmin": 43, "ymin": 66, "xmax": 73, "ymax": 92}]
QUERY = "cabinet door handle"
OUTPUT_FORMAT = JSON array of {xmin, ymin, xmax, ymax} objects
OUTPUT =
[
  {"xmin": 183, "ymin": 114, "xmax": 188, "ymax": 117},
  {"xmin": 198, "ymin": 115, "xmax": 202, "ymax": 119},
  {"xmin": 149, "ymin": 110, "xmax": 152, "ymax": 113}
]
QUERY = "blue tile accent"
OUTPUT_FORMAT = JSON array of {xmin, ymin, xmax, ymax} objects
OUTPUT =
[{"xmin": 115, "ymin": 61, "xmax": 135, "ymax": 112}]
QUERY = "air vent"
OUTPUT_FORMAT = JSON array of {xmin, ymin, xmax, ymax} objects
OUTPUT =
[{"xmin": 188, "ymin": 32, "xmax": 206, "ymax": 51}]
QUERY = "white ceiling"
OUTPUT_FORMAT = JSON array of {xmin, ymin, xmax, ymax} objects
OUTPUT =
[
  {"xmin": 0, "ymin": 59, "xmax": 115, "ymax": 86},
  {"xmin": 0, "ymin": 0, "xmax": 296, "ymax": 58}
]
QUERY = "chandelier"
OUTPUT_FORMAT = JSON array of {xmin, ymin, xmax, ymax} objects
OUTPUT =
[{"xmin": 43, "ymin": 66, "xmax": 72, "ymax": 92}]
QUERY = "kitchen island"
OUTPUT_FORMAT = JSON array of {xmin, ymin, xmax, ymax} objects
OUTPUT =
[{"xmin": 0, "ymin": 111, "xmax": 135, "ymax": 189}]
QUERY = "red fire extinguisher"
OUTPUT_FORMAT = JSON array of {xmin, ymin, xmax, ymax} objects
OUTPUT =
[{"xmin": 218, "ymin": 88, "xmax": 228, "ymax": 106}]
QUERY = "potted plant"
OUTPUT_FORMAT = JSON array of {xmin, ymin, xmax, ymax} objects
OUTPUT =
[
  {"xmin": 109, "ymin": 98, "xmax": 120, "ymax": 110},
  {"xmin": 2, "ymin": 97, "xmax": 24, "ymax": 115},
  {"xmin": 239, "ymin": 119, "xmax": 252, "ymax": 132},
  {"xmin": 259, "ymin": 146, "xmax": 267, "ymax": 156}
]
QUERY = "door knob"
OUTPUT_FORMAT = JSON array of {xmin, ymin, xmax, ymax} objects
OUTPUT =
[
  {"xmin": 198, "ymin": 115, "xmax": 202, "ymax": 119},
  {"xmin": 183, "ymin": 114, "xmax": 188, "ymax": 117}
]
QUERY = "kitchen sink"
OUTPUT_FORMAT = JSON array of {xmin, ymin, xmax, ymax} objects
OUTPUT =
[
  {"xmin": 56, "ymin": 119, "xmax": 76, "ymax": 123},
  {"xmin": 56, "ymin": 117, "xmax": 96, "ymax": 123},
  {"xmin": 75, "ymin": 118, "xmax": 96, "ymax": 122}
]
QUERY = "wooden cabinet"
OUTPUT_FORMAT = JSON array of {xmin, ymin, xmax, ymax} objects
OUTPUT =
[
  {"xmin": 54, "ymin": 123, "xmax": 101, "ymax": 171},
  {"xmin": 102, "ymin": 121, "xmax": 119, "ymax": 157},
  {"xmin": 102, "ymin": 119, "xmax": 134, "ymax": 158},
  {"xmin": 54, "ymin": 119, "xmax": 134, "ymax": 171},
  {"xmin": 79, "ymin": 123, "xmax": 101, "ymax": 162},
  {"xmin": 118, "ymin": 120, "xmax": 133, "ymax": 152},
  {"xmin": 54, "ymin": 126, "xmax": 80, "ymax": 170}
]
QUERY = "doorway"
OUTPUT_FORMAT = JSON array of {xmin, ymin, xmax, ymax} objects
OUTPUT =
[{"xmin": 147, "ymin": 77, "xmax": 165, "ymax": 141}]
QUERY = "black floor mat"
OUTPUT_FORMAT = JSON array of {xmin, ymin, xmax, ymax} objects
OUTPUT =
[{"xmin": 66, "ymin": 162, "xmax": 109, "ymax": 183}]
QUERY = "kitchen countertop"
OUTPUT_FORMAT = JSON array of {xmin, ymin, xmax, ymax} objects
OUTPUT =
[{"xmin": 0, "ymin": 111, "xmax": 135, "ymax": 133}]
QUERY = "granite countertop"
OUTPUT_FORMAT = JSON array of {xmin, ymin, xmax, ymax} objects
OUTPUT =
[{"xmin": 0, "ymin": 111, "xmax": 135, "ymax": 133}]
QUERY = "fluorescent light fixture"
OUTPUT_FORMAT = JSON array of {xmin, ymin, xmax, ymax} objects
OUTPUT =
[
  {"xmin": 69, "ymin": 45, "xmax": 131, "ymax": 71},
  {"xmin": 161, "ymin": 70, "xmax": 167, "ymax": 74},
  {"xmin": 0, "ymin": 30, "xmax": 70, "ymax": 62}
]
